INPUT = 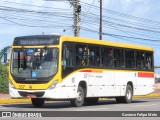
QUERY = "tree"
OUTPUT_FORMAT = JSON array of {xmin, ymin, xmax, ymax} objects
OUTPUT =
[
  {"xmin": 0, "ymin": 46, "xmax": 11, "ymax": 62},
  {"xmin": 0, "ymin": 62, "xmax": 9, "ymax": 93},
  {"xmin": 0, "ymin": 46, "xmax": 10, "ymax": 93}
]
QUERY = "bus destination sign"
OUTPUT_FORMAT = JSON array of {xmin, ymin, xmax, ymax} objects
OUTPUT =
[{"xmin": 13, "ymin": 35, "xmax": 60, "ymax": 46}]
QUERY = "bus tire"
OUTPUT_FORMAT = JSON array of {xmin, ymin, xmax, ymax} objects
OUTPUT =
[
  {"xmin": 70, "ymin": 86, "xmax": 84, "ymax": 107},
  {"xmin": 116, "ymin": 84, "xmax": 133, "ymax": 103},
  {"xmin": 84, "ymin": 97, "xmax": 99, "ymax": 104},
  {"xmin": 123, "ymin": 84, "xmax": 133, "ymax": 103},
  {"xmin": 31, "ymin": 98, "xmax": 45, "ymax": 107}
]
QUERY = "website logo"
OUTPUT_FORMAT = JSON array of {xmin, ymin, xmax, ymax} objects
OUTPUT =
[{"xmin": 2, "ymin": 112, "xmax": 11, "ymax": 118}]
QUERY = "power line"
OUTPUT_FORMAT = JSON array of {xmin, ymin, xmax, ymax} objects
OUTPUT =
[
  {"xmin": 81, "ymin": 1, "xmax": 160, "ymax": 25},
  {"xmin": 0, "ymin": 16, "xmax": 72, "ymax": 28},
  {"xmin": 1, "ymin": 0, "xmax": 160, "ymax": 46},
  {"xmin": 81, "ymin": 10, "xmax": 160, "ymax": 30},
  {"xmin": 80, "ymin": 27, "xmax": 160, "ymax": 42},
  {"xmin": 0, "ymin": 0, "xmax": 71, "ymax": 11},
  {"xmin": 80, "ymin": 0, "xmax": 95, "ymax": 26},
  {"xmin": 81, "ymin": 27, "xmax": 160, "ymax": 46},
  {"xmin": 80, "ymin": 7, "xmax": 160, "ymax": 40}
]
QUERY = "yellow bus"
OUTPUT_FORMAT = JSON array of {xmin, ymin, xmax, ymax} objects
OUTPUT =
[{"xmin": 9, "ymin": 35, "xmax": 154, "ymax": 107}]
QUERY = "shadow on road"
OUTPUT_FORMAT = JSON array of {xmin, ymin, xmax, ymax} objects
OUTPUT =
[{"xmin": 2, "ymin": 99, "xmax": 148, "ymax": 109}]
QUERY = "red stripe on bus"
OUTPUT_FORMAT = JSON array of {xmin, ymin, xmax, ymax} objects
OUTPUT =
[
  {"xmin": 138, "ymin": 72, "xmax": 154, "ymax": 78},
  {"xmin": 80, "ymin": 70, "xmax": 92, "ymax": 72},
  {"xmin": 80, "ymin": 70, "xmax": 103, "ymax": 73}
]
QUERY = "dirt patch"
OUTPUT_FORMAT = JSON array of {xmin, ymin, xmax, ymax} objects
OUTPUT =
[{"xmin": 0, "ymin": 93, "xmax": 10, "ymax": 99}]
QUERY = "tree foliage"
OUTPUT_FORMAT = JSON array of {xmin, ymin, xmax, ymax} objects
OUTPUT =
[
  {"xmin": 0, "ymin": 46, "xmax": 10, "ymax": 93},
  {"xmin": 0, "ymin": 62, "xmax": 9, "ymax": 93}
]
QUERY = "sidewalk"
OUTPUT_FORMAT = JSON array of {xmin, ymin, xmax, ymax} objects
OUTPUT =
[
  {"xmin": 0, "ymin": 84, "xmax": 160, "ymax": 104},
  {"xmin": 0, "ymin": 93, "xmax": 30, "ymax": 104}
]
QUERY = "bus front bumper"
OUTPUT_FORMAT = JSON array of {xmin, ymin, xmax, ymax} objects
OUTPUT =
[{"xmin": 9, "ymin": 86, "xmax": 77, "ymax": 99}]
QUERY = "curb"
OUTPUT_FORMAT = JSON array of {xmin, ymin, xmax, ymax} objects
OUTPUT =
[
  {"xmin": 0, "ymin": 93, "xmax": 160, "ymax": 104},
  {"xmin": 133, "ymin": 93, "xmax": 160, "ymax": 98},
  {"xmin": 100, "ymin": 93, "xmax": 160, "ymax": 100},
  {"xmin": 0, "ymin": 98, "xmax": 31, "ymax": 104}
]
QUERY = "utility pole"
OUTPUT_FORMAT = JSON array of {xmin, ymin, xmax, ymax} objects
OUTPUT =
[
  {"xmin": 73, "ymin": 0, "xmax": 81, "ymax": 37},
  {"xmin": 45, "ymin": 0, "xmax": 81, "ymax": 37},
  {"xmin": 99, "ymin": 0, "xmax": 102, "ymax": 40}
]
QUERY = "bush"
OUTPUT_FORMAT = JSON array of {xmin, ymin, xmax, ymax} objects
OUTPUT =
[{"xmin": 0, "ymin": 63, "xmax": 9, "ymax": 93}]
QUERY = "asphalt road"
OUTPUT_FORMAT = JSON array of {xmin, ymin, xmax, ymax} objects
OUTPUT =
[
  {"xmin": 0, "ymin": 98, "xmax": 160, "ymax": 111},
  {"xmin": 0, "ymin": 98, "xmax": 160, "ymax": 119}
]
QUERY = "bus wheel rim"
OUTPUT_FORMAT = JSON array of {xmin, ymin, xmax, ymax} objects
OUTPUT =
[
  {"xmin": 77, "ymin": 92, "xmax": 82, "ymax": 102},
  {"xmin": 127, "ymin": 89, "xmax": 131, "ymax": 100}
]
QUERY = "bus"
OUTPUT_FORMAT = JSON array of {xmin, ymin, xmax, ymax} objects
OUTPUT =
[{"xmin": 9, "ymin": 35, "xmax": 154, "ymax": 107}]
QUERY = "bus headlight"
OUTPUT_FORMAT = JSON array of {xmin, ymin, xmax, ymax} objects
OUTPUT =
[
  {"xmin": 48, "ymin": 80, "xmax": 58, "ymax": 90},
  {"xmin": 9, "ymin": 80, "xmax": 15, "ymax": 89}
]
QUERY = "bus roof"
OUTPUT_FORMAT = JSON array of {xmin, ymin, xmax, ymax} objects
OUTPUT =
[{"xmin": 62, "ymin": 36, "xmax": 154, "ymax": 52}]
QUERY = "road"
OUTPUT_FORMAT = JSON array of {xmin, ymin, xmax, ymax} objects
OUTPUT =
[
  {"xmin": 0, "ymin": 98, "xmax": 160, "ymax": 119},
  {"xmin": 0, "ymin": 98, "xmax": 160, "ymax": 111}
]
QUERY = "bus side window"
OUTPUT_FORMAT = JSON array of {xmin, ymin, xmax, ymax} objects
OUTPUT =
[
  {"xmin": 125, "ymin": 50, "xmax": 135, "ymax": 69},
  {"xmin": 76, "ymin": 45, "xmax": 87, "ymax": 66},
  {"xmin": 136, "ymin": 52, "xmax": 146, "ymax": 70},
  {"xmin": 87, "ymin": 45, "xmax": 100, "ymax": 67},
  {"xmin": 101, "ymin": 47, "xmax": 113, "ymax": 68},
  {"xmin": 146, "ymin": 52, "xmax": 152, "ymax": 70},
  {"xmin": 101, "ymin": 47, "xmax": 113, "ymax": 67},
  {"xmin": 114, "ymin": 49, "xmax": 124, "ymax": 68}
]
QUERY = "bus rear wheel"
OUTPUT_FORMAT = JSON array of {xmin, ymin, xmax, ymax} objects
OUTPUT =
[
  {"xmin": 31, "ymin": 98, "xmax": 45, "ymax": 107},
  {"xmin": 116, "ymin": 84, "xmax": 133, "ymax": 103},
  {"xmin": 70, "ymin": 86, "xmax": 84, "ymax": 107}
]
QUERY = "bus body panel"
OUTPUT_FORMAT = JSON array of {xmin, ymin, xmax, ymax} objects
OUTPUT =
[
  {"xmin": 9, "ymin": 35, "xmax": 155, "ymax": 102},
  {"xmin": 9, "ymin": 70, "xmax": 154, "ymax": 99}
]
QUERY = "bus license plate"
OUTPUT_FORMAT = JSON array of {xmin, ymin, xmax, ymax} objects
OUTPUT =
[{"xmin": 27, "ymin": 94, "xmax": 36, "ymax": 98}]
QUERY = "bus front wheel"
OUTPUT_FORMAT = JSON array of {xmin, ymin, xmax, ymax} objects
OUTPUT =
[
  {"xmin": 70, "ymin": 86, "xmax": 84, "ymax": 107},
  {"xmin": 116, "ymin": 84, "xmax": 133, "ymax": 103},
  {"xmin": 31, "ymin": 98, "xmax": 45, "ymax": 107}
]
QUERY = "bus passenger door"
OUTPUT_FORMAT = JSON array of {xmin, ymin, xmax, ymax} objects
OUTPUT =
[
  {"xmin": 62, "ymin": 42, "xmax": 74, "ymax": 78},
  {"xmin": 61, "ymin": 42, "xmax": 75, "ymax": 98}
]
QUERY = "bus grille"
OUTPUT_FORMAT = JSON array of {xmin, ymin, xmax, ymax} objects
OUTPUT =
[{"xmin": 18, "ymin": 91, "xmax": 45, "ymax": 97}]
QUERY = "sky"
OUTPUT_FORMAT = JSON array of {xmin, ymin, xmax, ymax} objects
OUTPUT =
[{"xmin": 0, "ymin": 0, "xmax": 160, "ymax": 73}]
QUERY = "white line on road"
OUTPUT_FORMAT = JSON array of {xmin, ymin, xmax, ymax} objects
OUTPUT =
[
  {"xmin": 133, "ymin": 104, "xmax": 157, "ymax": 107},
  {"xmin": 76, "ymin": 107, "xmax": 109, "ymax": 111},
  {"xmin": 0, "ymin": 108, "xmax": 9, "ymax": 110}
]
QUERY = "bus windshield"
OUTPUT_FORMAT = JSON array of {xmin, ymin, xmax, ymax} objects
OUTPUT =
[{"xmin": 11, "ymin": 48, "xmax": 58, "ymax": 78}]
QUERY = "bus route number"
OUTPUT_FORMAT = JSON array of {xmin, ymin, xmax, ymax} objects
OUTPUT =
[{"xmin": 19, "ymin": 85, "xmax": 25, "ymax": 89}]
